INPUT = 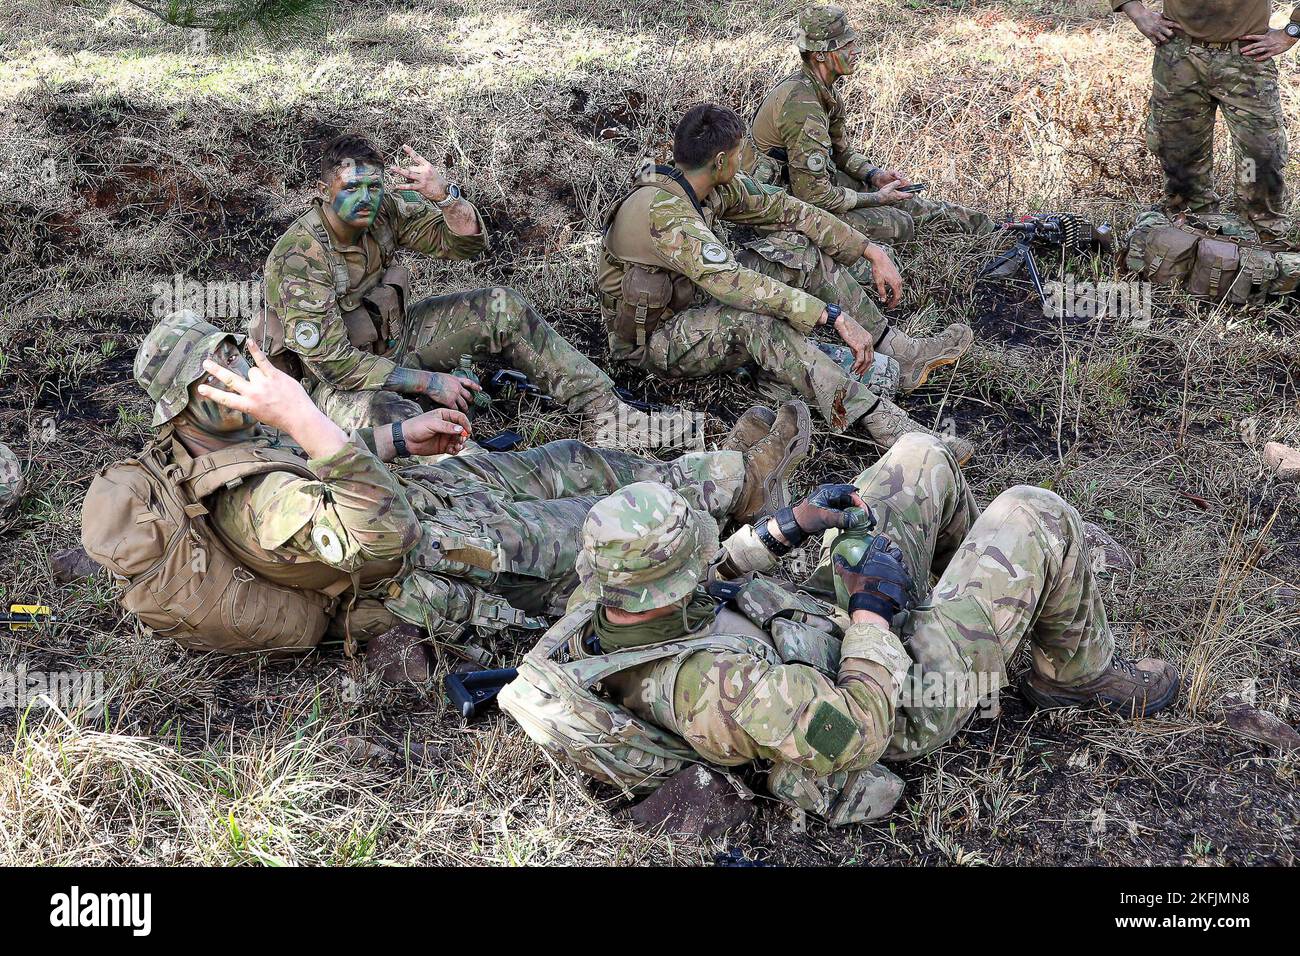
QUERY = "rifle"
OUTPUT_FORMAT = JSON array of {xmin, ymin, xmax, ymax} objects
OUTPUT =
[
  {"xmin": 978, "ymin": 213, "xmax": 1115, "ymax": 308},
  {"xmin": 444, "ymin": 667, "xmax": 518, "ymax": 719}
]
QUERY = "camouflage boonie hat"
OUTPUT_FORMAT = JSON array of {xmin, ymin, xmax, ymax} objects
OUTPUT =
[
  {"xmin": 577, "ymin": 482, "xmax": 720, "ymax": 613},
  {"xmin": 797, "ymin": 4, "xmax": 855, "ymax": 52},
  {"xmin": 134, "ymin": 310, "xmax": 244, "ymax": 426},
  {"xmin": 0, "ymin": 442, "xmax": 23, "ymax": 517}
]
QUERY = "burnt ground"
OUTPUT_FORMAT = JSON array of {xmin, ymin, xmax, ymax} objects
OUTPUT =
[{"xmin": 0, "ymin": 2, "xmax": 1297, "ymax": 866}]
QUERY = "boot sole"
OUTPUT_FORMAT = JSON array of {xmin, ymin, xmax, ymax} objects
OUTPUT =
[
  {"xmin": 1020, "ymin": 671, "xmax": 1180, "ymax": 719},
  {"xmin": 898, "ymin": 354, "xmax": 961, "ymax": 395},
  {"xmin": 760, "ymin": 400, "xmax": 812, "ymax": 516}
]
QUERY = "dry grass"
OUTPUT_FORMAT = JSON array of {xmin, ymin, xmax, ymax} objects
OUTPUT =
[{"xmin": 0, "ymin": 0, "xmax": 1297, "ymax": 865}]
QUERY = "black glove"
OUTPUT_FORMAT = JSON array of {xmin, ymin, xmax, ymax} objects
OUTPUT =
[
  {"xmin": 832, "ymin": 535, "xmax": 914, "ymax": 620},
  {"xmin": 765, "ymin": 483, "xmax": 872, "ymax": 551}
]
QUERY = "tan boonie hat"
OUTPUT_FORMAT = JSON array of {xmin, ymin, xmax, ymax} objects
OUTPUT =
[
  {"xmin": 797, "ymin": 4, "xmax": 856, "ymax": 52},
  {"xmin": 134, "ymin": 310, "xmax": 244, "ymax": 426},
  {"xmin": 577, "ymin": 482, "xmax": 720, "ymax": 613}
]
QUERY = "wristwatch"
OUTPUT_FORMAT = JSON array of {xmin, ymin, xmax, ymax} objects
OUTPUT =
[
  {"xmin": 1286, "ymin": 22, "xmax": 1300, "ymax": 39},
  {"xmin": 434, "ymin": 183, "xmax": 462, "ymax": 208},
  {"xmin": 824, "ymin": 303, "xmax": 842, "ymax": 326}
]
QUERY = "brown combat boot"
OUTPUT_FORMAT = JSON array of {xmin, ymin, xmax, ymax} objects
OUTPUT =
[
  {"xmin": 857, "ymin": 396, "xmax": 974, "ymax": 465},
  {"xmin": 733, "ymin": 400, "xmax": 812, "ymax": 523},
  {"xmin": 1020, "ymin": 654, "xmax": 1180, "ymax": 718},
  {"xmin": 720, "ymin": 406, "xmax": 777, "ymax": 454},
  {"xmin": 878, "ymin": 323, "xmax": 974, "ymax": 394}
]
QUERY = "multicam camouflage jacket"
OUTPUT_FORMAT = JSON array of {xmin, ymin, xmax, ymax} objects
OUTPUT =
[
  {"xmin": 599, "ymin": 166, "xmax": 870, "ymax": 335},
  {"xmin": 262, "ymin": 191, "xmax": 488, "ymax": 391},
  {"xmin": 751, "ymin": 64, "xmax": 878, "ymax": 214},
  {"xmin": 506, "ymin": 521, "xmax": 910, "ymax": 799}
]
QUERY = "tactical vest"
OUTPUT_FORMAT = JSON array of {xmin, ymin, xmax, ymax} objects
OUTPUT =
[
  {"xmin": 250, "ymin": 205, "xmax": 411, "ymax": 377},
  {"xmin": 1124, "ymin": 210, "xmax": 1300, "ymax": 303},
  {"xmin": 81, "ymin": 432, "xmax": 351, "ymax": 654},
  {"xmin": 498, "ymin": 578, "xmax": 845, "ymax": 796},
  {"xmin": 599, "ymin": 167, "xmax": 706, "ymax": 348}
]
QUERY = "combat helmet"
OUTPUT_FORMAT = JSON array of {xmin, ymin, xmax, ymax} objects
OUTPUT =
[
  {"xmin": 576, "ymin": 482, "xmax": 720, "ymax": 613},
  {"xmin": 134, "ymin": 310, "xmax": 243, "ymax": 426}
]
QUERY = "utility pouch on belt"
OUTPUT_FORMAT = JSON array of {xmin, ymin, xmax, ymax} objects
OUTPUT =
[
  {"xmin": 1135, "ymin": 224, "xmax": 1201, "ymax": 284},
  {"xmin": 614, "ymin": 266, "xmax": 676, "ymax": 347}
]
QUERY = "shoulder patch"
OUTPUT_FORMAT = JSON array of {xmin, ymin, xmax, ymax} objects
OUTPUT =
[
  {"xmin": 701, "ymin": 242, "xmax": 730, "ymax": 264},
  {"xmin": 805, "ymin": 700, "xmax": 856, "ymax": 761},
  {"xmin": 807, "ymin": 152, "xmax": 827, "ymax": 173},
  {"xmin": 293, "ymin": 321, "xmax": 322, "ymax": 349}
]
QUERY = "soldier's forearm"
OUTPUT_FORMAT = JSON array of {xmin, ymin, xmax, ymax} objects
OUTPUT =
[
  {"xmin": 440, "ymin": 198, "xmax": 481, "ymax": 236},
  {"xmin": 383, "ymin": 366, "xmax": 435, "ymax": 397}
]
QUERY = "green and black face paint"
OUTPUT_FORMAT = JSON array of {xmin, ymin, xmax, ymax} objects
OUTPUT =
[
  {"xmin": 329, "ymin": 160, "xmax": 385, "ymax": 229},
  {"xmin": 187, "ymin": 341, "xmax": 257, "ymax": 436}
]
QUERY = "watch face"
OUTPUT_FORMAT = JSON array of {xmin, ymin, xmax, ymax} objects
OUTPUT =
[{"xmin": 1289, "ymin": 22, "xmax": 1300, "ymax": 37}]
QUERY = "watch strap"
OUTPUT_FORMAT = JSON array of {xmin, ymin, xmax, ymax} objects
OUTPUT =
[{"xmin": 391, "ymin": 420, "xmax": 410, "ymax": 458}]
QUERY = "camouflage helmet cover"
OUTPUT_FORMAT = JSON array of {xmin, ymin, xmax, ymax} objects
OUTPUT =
[
  {"xmin": 134, "ymin": 310, "xmax": 244, "ymax": 426},
  {"xmin": 797, "ymin": 4, "xmax": 856, "ymax": 52},
  {"xmin": 0, "ymin": 442, "xmax": 23, "ymax": 517},
  {"xmin": 577, "ymin": 482, "xmax": 720, "ymax": 613}
]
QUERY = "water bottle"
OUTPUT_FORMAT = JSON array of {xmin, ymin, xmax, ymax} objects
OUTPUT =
[
  {"xmin": 830, "ymin": 506, "xmax": 877, "ymax": 610},
  {"xmin": 452, "ymin": 354, "xmax": 492, "ymax": 415}
]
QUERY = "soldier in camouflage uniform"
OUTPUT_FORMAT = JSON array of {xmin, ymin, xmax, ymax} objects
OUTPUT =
[
  {"xmin": 1117, "ymin": 1, "xmax": 1298, "ymax": 240},
  {"xmin": 259, "ymin": 134, "xmax": 646, "ymax": 430},
  {"xmin": 0, "ymin": 442, "xmax": 23, "ymax": 525},
  {"xmin": 501, "ymin": 433, "xmax": 1179, "ymax": 825},
  {"xmin": 750, "ymin": 5, "xmax": 996, "ymax": 247},
  {"xmin": 128, "ymin": 310, "xmax": 810, "ymax": 651},
  {"xmin": 601, "ymin": 103, "xmax": 976, "ymax": 463}
]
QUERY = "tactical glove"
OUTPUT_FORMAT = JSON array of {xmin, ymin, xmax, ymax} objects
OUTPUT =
[
  {"xmin": 832, "ymin": 535, "xmax": 914, "ymax": 620},
  {"xmin": 774, "ymin": 483, "xmax": 872, "ymax": 546}
]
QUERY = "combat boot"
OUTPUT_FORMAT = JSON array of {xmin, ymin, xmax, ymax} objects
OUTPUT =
[
  {"xmin": 719, "ymin": 406, "xmax": 776, "ymax": 454},
  {"xmin": 733, "ymin": 400, "xmax": 812, "ymax": 523},
  {"xmin": 878, "ymin": 323, "xmax": 974, "ymax": 394},
  {"xmin": 857, "ymin": 396, "xmax": 974, "ymax": 465},
  {"xmin": 1020, "ymin": 654, "xmax": 1180, "ymax": 718}
]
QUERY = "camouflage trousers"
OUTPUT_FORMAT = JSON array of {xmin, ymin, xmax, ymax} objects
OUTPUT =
[
  {"xmin": 809, "ymin": 433, "xmax": 1116, "ymax": 759},
  {"xmin": 311, "ymin": 287, "xmax": 619, "ymax": 429},
  {"xmin": 1147, "ymin": 36, "xmax": 1292, "ymax": 238},
  {"xmin": 384, "ymin": 439, "xmax": 746, "ymax": 628},
  {"xmin": 833, "ymin": 171, "xmax": 996, "ymax": 243},
  {"xmin": 613, "ymin": 245, "xmax": 888, "ymax": 432}
]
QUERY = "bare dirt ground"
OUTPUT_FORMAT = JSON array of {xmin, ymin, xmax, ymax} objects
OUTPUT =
[{"xmin": 0, "ymin": 0, "xmax": 1296, "ymax": 865}]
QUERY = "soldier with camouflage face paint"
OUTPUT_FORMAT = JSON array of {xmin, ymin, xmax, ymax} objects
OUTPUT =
[
  {"xmin": 750, "ymin": 5, "xmax": 997, "ymax": 248},
  {"xmin": 115, "ymin": 310, "xmax": 810, "ymax": 653},
  {"xmin": 501, "ymin": 433, "xmax": 1180, "ymax": 826},
  {"xmin": 0, "ymin": 443, "xmax": 23, "ymax": 526},
  {"xmin": 1117, "ymin": 0, "xmax": 1298, "ymax": 241},
  {"xmin": 258, "ymin": 134, "xmax": 649, "ymax": 431},
  {"xmin": 600, "ymin": 103, "xmax": 976, "ymax": 463}
]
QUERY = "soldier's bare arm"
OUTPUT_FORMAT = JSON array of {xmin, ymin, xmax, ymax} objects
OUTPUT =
[
  {"xmin": 388, "ymin": 144, "xmax": 483, "ymax": 238},
  {"xmin": 1116, "ymin": 1, "xmax": 1180, "ymax": 45},
  {"xmin": 371, "ymin": 408, "xmax": 471, "ymax": 460}
]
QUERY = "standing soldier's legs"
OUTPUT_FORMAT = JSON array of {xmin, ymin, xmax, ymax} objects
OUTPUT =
[
  {"xmin": 1216, "ymin": 50, "xmax": 1292, "ymax": 238},
  {"xmin": 402, "ymin": 286, "xmax": 621, "ymax": 415},
  {"xmin": 1147, "ymin": 39, "xmax": 1220, "ymax": 217}
]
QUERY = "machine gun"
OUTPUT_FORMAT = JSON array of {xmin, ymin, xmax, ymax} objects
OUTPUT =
[{"xmin": 978, "ymin": 213, "xmax": 1115, "ymax": 307}]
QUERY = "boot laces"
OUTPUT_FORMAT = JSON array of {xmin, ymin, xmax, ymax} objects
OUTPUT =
[{"xmin": 1110, "ymin": 656, "xmax": 1141, "ymax": 680}]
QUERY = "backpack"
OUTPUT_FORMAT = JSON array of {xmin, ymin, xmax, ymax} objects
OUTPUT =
[{"xmin": 81, "ymin": 432, "xmax": 346, "ymax": 653}]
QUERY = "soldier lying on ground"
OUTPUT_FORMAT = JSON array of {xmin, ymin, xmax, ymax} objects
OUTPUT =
[
  {"xmin": 501, "ymin": 432, "xmax": 1179, "ymax": 826},
  {"xmin": 599, "ymin": 102, "xmax": 975, "ymax": 461},
  {"xmin": 751, "ymin": 4, "xmax": 996, "ymax": 247},
  {"xmin": 83, "ymin": 311, "xmax": 812, "ymax": 657},
  {"xmin": 257, "ymin": 133, "xmax": 650, "ymax": 431}
]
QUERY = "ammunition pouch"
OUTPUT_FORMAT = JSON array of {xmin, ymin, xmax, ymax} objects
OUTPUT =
[{"xmin": 610, "ymin": 265, "xmax": 694, "ymax": 347}]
